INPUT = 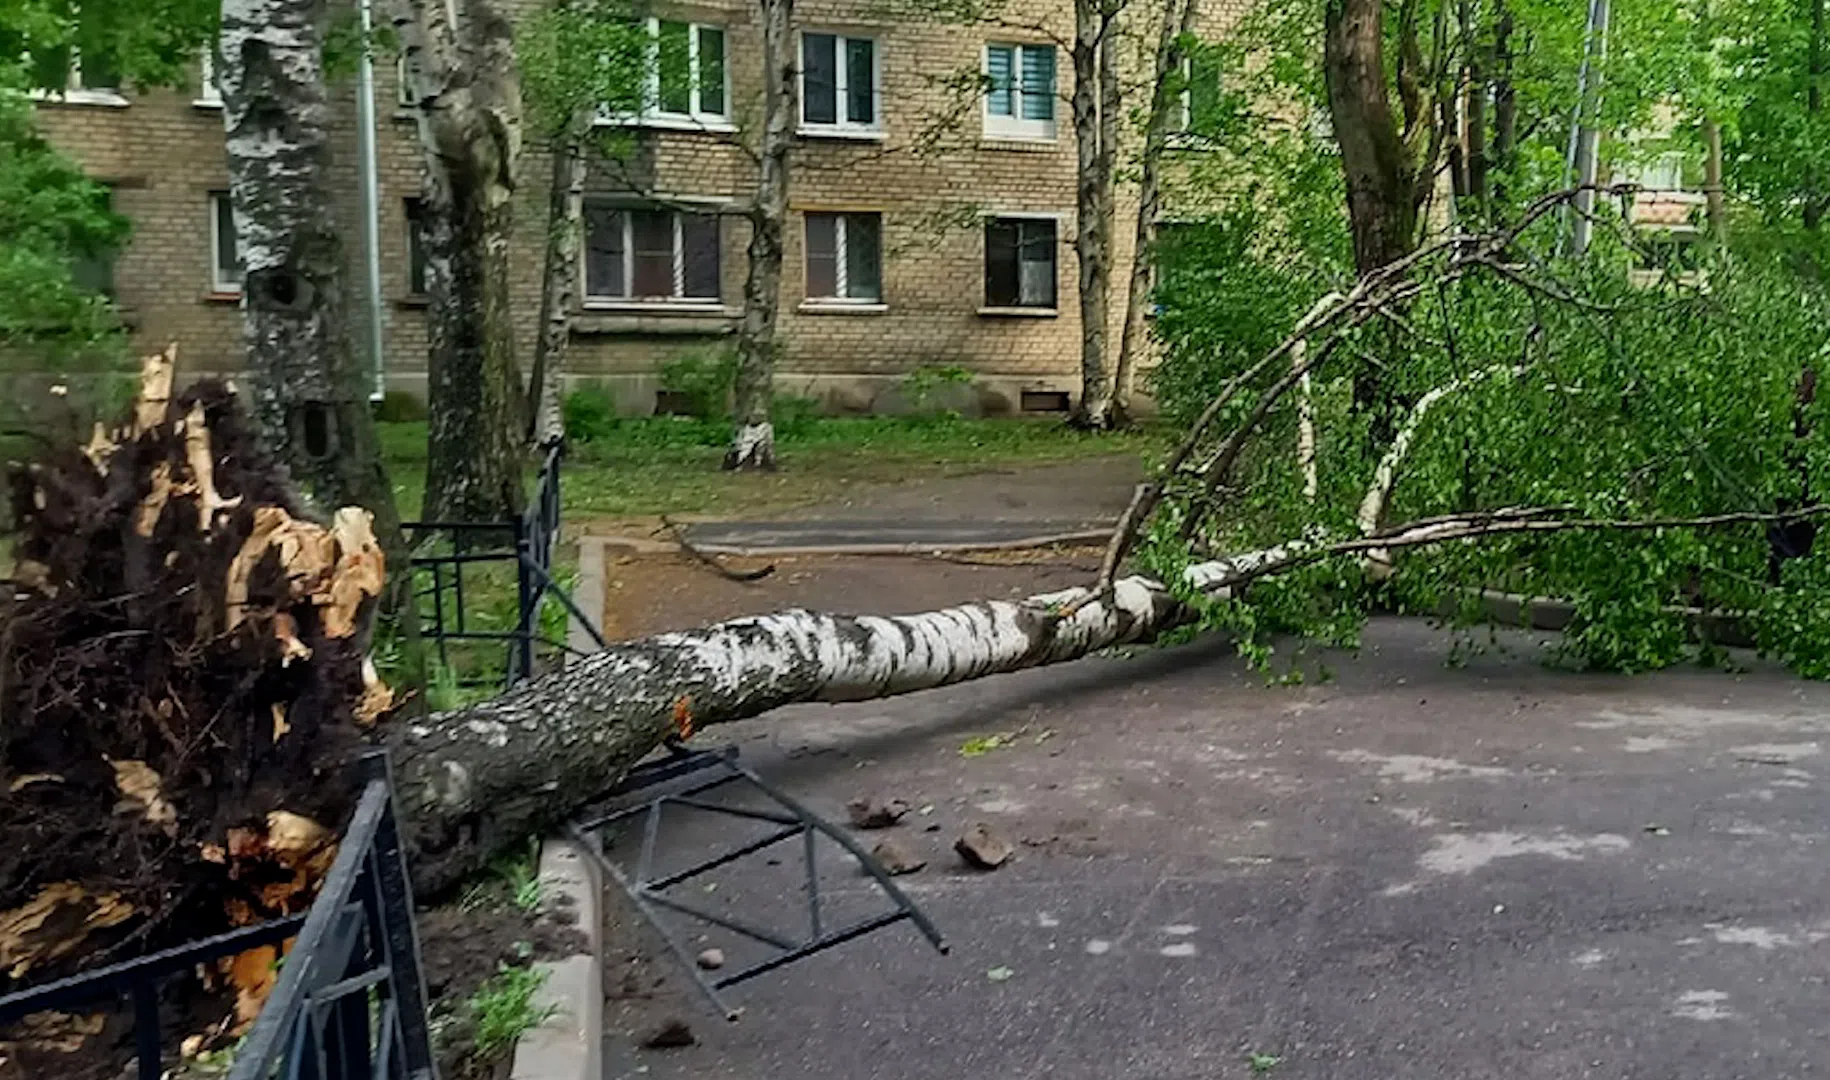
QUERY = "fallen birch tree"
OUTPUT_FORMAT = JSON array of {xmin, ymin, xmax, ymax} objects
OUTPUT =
[{"xmin": 8, "ymin": 194, "xmax": 1830, "ymax": 1061}]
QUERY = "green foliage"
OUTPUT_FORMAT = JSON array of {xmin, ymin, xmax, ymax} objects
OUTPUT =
[
  {"xmin": 898, "ymin": 363, "xmax": 976, "ymax": 418},
  {"xmin": 467, "ymin": 964, "xmax": 553, "ymax": 1060},
  {"xmin": 374, "ymin": 389, "xmax": 428, "ymax": 423},
  {"xmin": 0, "ymin": 80, "xmax": 128, "ymax": 353},
  {"xmin": 658, "ymin": 348, "xmax": 737, "ymax": 419},
  {"xmin": 516, "ymin": 0, "xmax": 648, "ymax": 140},
  {"xmin": 562, "ymin": 381, "xmax": 619, "ymax": 441},
  {"xmin": 1150, "ymin": 188, "xmax": 1830, "ymax": 678}
]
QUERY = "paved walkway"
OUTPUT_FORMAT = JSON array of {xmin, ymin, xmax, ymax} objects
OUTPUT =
[
  {"xmin": 602, "ymin": 619, "xmax": 1830, "ymax": 1079},
  {"xmin": 678, "ymin": 456, "xmax": 1142, "ymax": 553}
]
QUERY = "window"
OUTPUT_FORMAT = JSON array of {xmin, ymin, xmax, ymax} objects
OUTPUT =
[
  {"xmin": 1177, "ymin": 49, "xmax": 1224, "ymax": 135},
  {"xmin": 606, "ymin": 19, "xmax": 727, "ymax": 127},
  {"xmin": 196, "ymin": 45, "xmax": 221, "ymax": 106},
  {"xmin": 1624, "ymin": 151, "xmax": 1689, "ymax": 193},
  {"xmin": 984, "ymin": 43, "xmax": 1054, "ymax": 140},
  {"xmin": 70, "ymin": 185, "xmax": 115, "ymax": 298},
  {"xmin": 800, "ymin": 33, "xmax": 878, "ymax": 134},
  {"xmin": 583, "ymin": 206, "xmax": 721, "ymax": 303},
  {"xmin": 804, "ymin": 212, "xmax": 882, "ymax": 303},
  {"xmin": 404, "ymin": 198, "xmax": 428, "ymax": 296},
  {"xmin": 210, "ymin": 192, "xmax": 243, "ymax": 294},
  {"xmin": 29, "ymin": 28, "xmax": 126, "ymax": 106},
  {"xmin": 984, "ymin": 217, "xmax": 1056, "ymax": 309},
  {"xmin": 396, "ymin": 55, "xmax": 417, "ymax": 108}
]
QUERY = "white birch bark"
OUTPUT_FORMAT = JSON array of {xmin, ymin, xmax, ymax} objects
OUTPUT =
[
  {"xmin": 219, "ymin": 0, "xmax": 409, "ymax": 577},
  {"xmin": 726, "ymin": 0, "xmax": 797, "ymax": 472},
  {"xmin": 387, "ymin": 547, "xmax": 1272, "ymax": 891},
  {"xmin": 1113, "ymin": 0, "xmax": 1198, "ymax": 421}
]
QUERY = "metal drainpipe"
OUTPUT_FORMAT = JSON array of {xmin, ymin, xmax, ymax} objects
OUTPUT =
[{"xmin": 357, "ymin": 0, "xmax": 387, "ymax": 401}]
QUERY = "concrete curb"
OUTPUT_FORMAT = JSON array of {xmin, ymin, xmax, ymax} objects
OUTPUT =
[
  {"xmin": 509, "ymin": 838, "xmax": 603, "ymax": 1080},
  {"xmin": 586, "ymin": 528, "xmax": 1111, "ymax": 559}
]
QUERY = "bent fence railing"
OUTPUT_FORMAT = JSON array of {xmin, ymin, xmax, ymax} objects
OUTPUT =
[
  {"xmin": 406, "ymin": 442, "xmax": 605, "ymax": 690},
  {"xmin": 0, "ymin": 752, "xmax": 436, "ymax": 1080}
]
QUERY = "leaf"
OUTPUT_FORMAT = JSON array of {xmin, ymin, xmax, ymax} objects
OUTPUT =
[
  {"xmin": 1249, "ymin": 1051, "xmax": 1282, "ymax": 1072},
  {"xmin": 959, "ymin": 733, "xmax": 1011, "ymax": 757},
  {"xmin": 985, "ymin": 966, "xmax": 1014, "ymax": 982},
  {"xmin": 110, "ymin": 759, "xmax": 177, "ymax": 836}
]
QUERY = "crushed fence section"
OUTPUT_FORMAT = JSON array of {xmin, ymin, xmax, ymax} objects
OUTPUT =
[
  {"xmin": 572, "ymin": 745, "xmax": 949, "ymax": 1020},
  {"xmin": 0, "ymin": 753, "xmax": 436, "ymax": 1080}
]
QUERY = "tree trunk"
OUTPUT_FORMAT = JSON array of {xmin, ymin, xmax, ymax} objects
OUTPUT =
[
  {"xmin": 527, "ymin": 124, "xmax": 587, "ymax": 447},
  {"xmin": 726, "ymin": 0, "xmax": 796, "ymax": 472},
  {"xmin": 1810, "ymin": 0, "xmax": 1825, "ymax": 230},
  {"xmin": 1323, "ymin": 0, "xmax": 1420, "ymax": 275},
  {"xmin": 1464, "ymin": 0, "xmax": 1490, "ymax": 211},
  {"xmin": 218, "ymin": 0, "xmax": 407, "ymax": 566},
  {"xmin": 386, "ymin": 549, "xmax": 1281, "ymax": 892},
  {"xmin": 1703, "ymin": 117, "xmax": 1726, "ymax": 245},
  {"xmin": 1070, "ymin": 0, "xmax": 1115, "ymax": 428},
  {"xmin": 396, "ymin": 0, "xmax": 526, "ymax": 522},
  {"xmin": 1114, "ymin": 0, "xmax": 1198, "ymax": 421},
  {"xmin": 1490, "ymin": 1, "xmax": 1516, "ymax": 205}
]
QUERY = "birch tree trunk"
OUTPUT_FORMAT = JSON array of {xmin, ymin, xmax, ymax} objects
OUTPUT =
[
  {"xmin": 396, "ymin": 0, "xmax": 527, "ymax": 522},
  {"xmin": 218, "ymin": 0, "xmax": 409, "ymax": 570},
  {"xmin": 1070, "ymin": 0, "xmax": 1115, "ymax": 428},
  {"xmin": 387, "ymin": 552, "xmax": 1290, "ymax": 891},
  {"xmin": 726, "ymin": 0, "xmax": 796, "ymax": 472},
  {"xmin": 1113, "ymin": 0, "xmax": 1197, "ymax": 423},
  {"xmin": 527, "ymin": 124, "xmax": 587, "ymax": 447}
]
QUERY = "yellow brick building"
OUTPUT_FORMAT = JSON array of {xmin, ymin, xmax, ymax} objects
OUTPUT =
[{"xmin": 33, "ymin": 0, "xmax": 1243, "ymax": 416}]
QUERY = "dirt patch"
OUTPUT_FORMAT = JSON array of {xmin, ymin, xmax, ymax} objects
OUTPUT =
[
  {"xmin": 598, "ymin": 549, "xmax": 1105, "ymax": 641},
  {"xmin": 421, "ymin": 880, "xmax": 588, "ymax": 1080}
]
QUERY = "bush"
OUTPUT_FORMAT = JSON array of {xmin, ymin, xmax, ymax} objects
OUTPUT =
[
  {"xmin": 561, "ymin": 382, "xmax": 618, "ymax": 442},
  {"xmin": 373, "ymin": 389, "xmax": 427, "ymax": 422},
  {"xmin": 658, "ymin": 349, "xmax": 737, "ymax": 418}
]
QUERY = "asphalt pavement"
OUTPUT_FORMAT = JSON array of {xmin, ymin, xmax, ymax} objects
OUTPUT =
[{"xmin": 600, "ymin": 618, "xmax": 1830, "ymax": 1080}]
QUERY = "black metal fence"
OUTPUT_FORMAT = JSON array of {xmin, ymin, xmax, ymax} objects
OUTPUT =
[
  {"xmin": 0, "ymin": 753, "xmax": 436, "ymax": 1080},
  {"xmin": 407, "ymin": 443, "xmax": 604, "ymax": 690}
]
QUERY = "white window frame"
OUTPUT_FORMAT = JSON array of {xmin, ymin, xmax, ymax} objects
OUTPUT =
[
  {"xmin": 797, "ymin": 31, "xmax": 883, "ymax": 139},
  {"xmin": 580, "ymin": 204, "xmax": 724, "ymax": 309},
  {"xmin": 980, "ymin": 211, "xmax": 1060, "ymax": 314},
  {"xmin": 396, "ymin": 55, "xmax": 418, "ymax": 108},
  {"xmin": 195, "ymin": 45, "xmax": 221, "ymax": 107},
  {"xmin": 802, "ymin": 211, "xmax": 884, "ymax": 307},
  {"xmin": 599, "ymin": 19, "xmax": 733, "ymax": 133},
  {"xmin": 209, "ymin": 192, "xmax": 244, "ymax": 295},
  {"xmin": 982, "ymin": 42, "xmax": 1055, "ymax": 142},
  {"xmin": 29, "ymin": 40, "xmax": 129, "ymax": 107}
]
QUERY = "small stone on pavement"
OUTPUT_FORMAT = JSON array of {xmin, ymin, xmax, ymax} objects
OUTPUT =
[
  {"xmin": 955, "ymin": 822, "xmax": 1014, "ymax": 869},
  {"xmin": 696, "ymin": 947, "xmax": 725, "ymax": 970},
  {"xmin": 848, "ymin": 796, "xmax": 911, "ymax": 829},
  {"xmin": 871, "ymin": 837, "xmax": 927, "ymax": 875}
]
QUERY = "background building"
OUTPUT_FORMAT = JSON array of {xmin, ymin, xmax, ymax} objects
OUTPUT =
[{"xmin": 33, "ymin": 0, "xmax": 1243, "ymax": 416}]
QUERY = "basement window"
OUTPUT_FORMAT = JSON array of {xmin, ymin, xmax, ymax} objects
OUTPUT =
[{"xmin": 1020, "ymin": 390, "xmax": 1070, "ymax": 413}]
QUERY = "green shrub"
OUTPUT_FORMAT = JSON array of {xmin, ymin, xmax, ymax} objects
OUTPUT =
[
  {"xmin": 562, "ymin": 382, "xmax": 618, "ymax": 442},
  {"xmin": 658, "ymin": 349, "xmax": 737, "ymax": 418},
  {"xmin": 373, "ymin": 389, "xmax": 427, "ymax": 423}
]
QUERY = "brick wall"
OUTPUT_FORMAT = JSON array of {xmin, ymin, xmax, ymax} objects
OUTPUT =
[{"xmin": 34, "ymin": 0, "xmax": 1251, "ymax": 414}]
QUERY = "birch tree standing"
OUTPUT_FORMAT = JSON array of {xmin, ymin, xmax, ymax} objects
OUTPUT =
[
  {"xmin": 394, "ymin": 0, "xmax": 527, "ymax": 522},
  {"xmin": 1111, "ymin": 0, "xmax": 1200, "ymax": 424},
  {"xmin": 1069, "ymin": 0, "xmax": 1123, "ymax": 428},
  {"xmin": 516, "ymin": 3, "xmax": 646, "ymax": 447},
  {"xmin": 218, "ymin": 0, "xmax": 408, "ymax": 561},
  {"xmin": 726, "ymin": 0, "xmax": 797, "ymax": 471}
]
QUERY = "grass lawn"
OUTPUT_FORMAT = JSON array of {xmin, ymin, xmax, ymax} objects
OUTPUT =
[{"xmin": 379, "ymin": 416, "xmax": 1170, "ymax": 525}]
